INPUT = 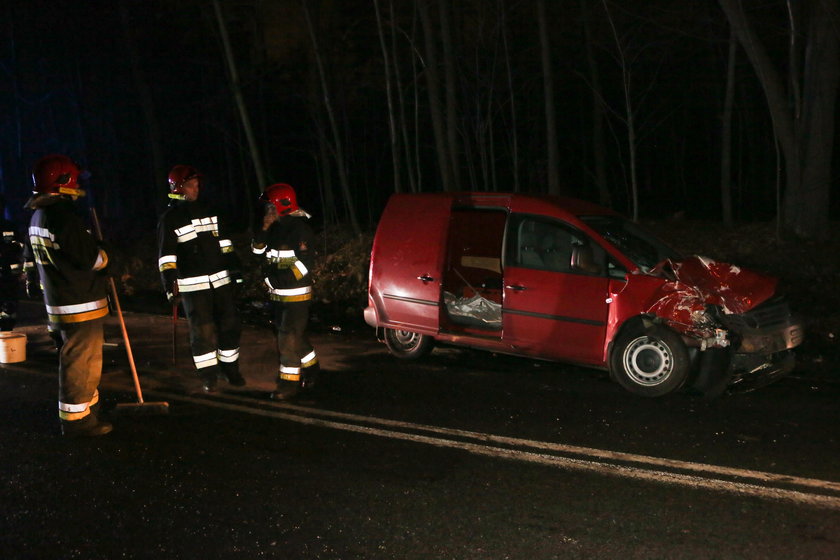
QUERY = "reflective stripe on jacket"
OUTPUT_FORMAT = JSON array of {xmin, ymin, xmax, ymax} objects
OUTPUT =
[
  {"xmin": 251, "ymin": 215, "xmax": 315, "ymax": 302},
  {"xmin": 157, "ymin": 200, "xmax": 239, "ymax": 294}
]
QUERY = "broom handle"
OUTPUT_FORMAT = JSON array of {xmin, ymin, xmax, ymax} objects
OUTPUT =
[
  {"xmin": 172, "ymin": 304, "xmax": 177, "ymax": 365},
  {"xmin": 90, "ymin": 208, "xmax": 144, "ymax": 404}
]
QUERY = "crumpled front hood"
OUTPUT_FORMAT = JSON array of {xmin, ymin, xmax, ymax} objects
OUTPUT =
[{"xmin": 643, "ymin": 255, "xmax": 778, "ymax": 338}]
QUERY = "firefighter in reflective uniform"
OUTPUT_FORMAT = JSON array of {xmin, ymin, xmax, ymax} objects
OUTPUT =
[
  {"xmin": 252, "ymin": 183, "xmax": 318, "ymax": 400},
  {"xmin": 0, "ymin": 195, "xmax": 23, "ymax": 331},
  {"xmin": 157, "ymin": 165, "xmax": 244, "ymax": 392},
  {"xmin": 27, "ymin": 154, "xmax": 112, "ymax": 437}
]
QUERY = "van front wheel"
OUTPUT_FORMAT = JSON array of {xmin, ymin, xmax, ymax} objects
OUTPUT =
[
  {"xmin": 384, "ymin": 329, "xmax": 434, "ymax": 360},
  {"xmin": 610, "ymin": 325, "xmax": 690, "ymax": 397}
]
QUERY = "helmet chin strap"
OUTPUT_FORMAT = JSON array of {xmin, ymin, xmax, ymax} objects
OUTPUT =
[{"xmin": 58, "ymin": 187, "xmax": 85, "ymax": 197}]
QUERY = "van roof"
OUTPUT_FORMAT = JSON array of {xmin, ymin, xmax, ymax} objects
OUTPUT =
[{"xmin": 393, "ymin": 192, "xmax": 620, "ymax": 220}]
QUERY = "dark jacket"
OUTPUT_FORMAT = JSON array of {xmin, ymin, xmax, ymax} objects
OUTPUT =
[
  {"xmin": 157, "ymin": 199, "xmax": 239, "ymax": 298},
  {"xmin": 27, "ymin": 196, "xmax": 108, "ymax": 324},
  {"xmin": 251, "ymin": 215, "xmax": 315, "ymax": 302}
]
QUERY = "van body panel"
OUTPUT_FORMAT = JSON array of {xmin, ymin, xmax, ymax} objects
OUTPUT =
[
  {"xmin": 502, "ymin": 265, "xmax": 610, "ymax": 364},
  {"xmin": 367, "ymin": 194, "xmax": 452, "ymax": 334}
]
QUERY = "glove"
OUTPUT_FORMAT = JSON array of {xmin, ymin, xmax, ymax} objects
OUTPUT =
[
  {"xmin": 95, "ymin": 240, "xmax": 116, "ymax": 276},
  {"xmin": 166, "ymin": 281, "xmax": 180, "ymax": 305},
  {"xmin": 262, "ymin": 204, "xmax": 278, "ymax": 231},
  {"xmin": 26, "ymin": 277, "xmax": 42, "ymax": 299}
]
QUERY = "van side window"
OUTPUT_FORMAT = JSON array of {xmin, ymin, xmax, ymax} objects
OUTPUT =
[{"xmin": 507, "ymin": 215, "xmax": 604, "ymax": 275}]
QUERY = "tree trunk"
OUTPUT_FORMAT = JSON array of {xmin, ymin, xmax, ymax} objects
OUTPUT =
[
  {"xmin": 787, "ymin": 2, "xmax": 838, "ymax": 239},
  {"xmin": 373, "ymin": 0, "xmax": 402, "ymax": 193},
  {"xmin": 302, "ymin": 0, "xmax": 360, "ymax": 234},
  {"xmin": 602, "ymin": 0, "xmax": 638, "ymax": 220},
  {"xmin": 581, "ymin": 0, "xmax": 610, "ymax": 207},
  {"xmin": 536, "ymin": 0, "xmax": 560, "ymax": 195},
  {"xmin": 720, "ymin": 28, "xmax": 737, "ymax": 226},
  {"xmin": 417, "ymin": 0, "xmax": 453, "ymax": 191},
  {"xmin": 499, "ymin": 0, "xmax": 520, "ymax": 192},
  {"xmin": 212, "ymin": 0, "xmax": 265, "ymax": 222},
  {"xmin": 438, "ymin": 0, "xmax": 461, "ymax": 191},
  {"xmin": 718, "ymin": 0, "xmax": 838, "ymax": 240},
  {"xmin": 118, "ymin": 0, "xmax": 167, "ymax": 217},
  {"xmin": 392, "ymin": 0, "xmax": 418, "ymax": 193}
]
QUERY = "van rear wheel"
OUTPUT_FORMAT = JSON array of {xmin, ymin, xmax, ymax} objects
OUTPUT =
[
  {"xmin": 384, "ymin": 329, "xmax": 434, "ymax": 360},
  {"xmin": 610, "ymin": 324, "xmax": 690, "ymax": 397}
]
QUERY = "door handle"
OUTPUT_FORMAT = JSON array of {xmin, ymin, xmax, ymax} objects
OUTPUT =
[
  {"xmin": 505, "ymin": 284, "xmax": 527, "ymax": 291},
  {"xmin": 417, "ymin": 275, "xmax": 435, "ymax": 282}
]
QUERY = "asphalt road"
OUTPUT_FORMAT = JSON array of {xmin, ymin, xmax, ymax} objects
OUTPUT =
[{"xmin": 1, "ymin": 301, "xmax": 838, "ymax": 559}]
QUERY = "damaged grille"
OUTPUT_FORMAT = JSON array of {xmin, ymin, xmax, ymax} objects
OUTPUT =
[
  {"xmin": 718, "ymin": 296, "xmax": 793, "ymax": 331},
  {"xmin": 716, "ymin": 296, "xmax": 804, "ymax": 354}
]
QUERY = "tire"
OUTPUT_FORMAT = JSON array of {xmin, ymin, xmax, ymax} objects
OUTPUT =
[
  {"xmin": 610, "ymin": 324, "xmax": 690, "ymax": 397},
  {"xmin": 384, "ymin": 328, "xmax": 434, "ymax": 360}
]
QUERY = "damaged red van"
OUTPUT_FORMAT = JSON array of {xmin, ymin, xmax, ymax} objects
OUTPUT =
[{"xmin": 364, "ymin": 193, "xmax": 804, "ymax": 397}]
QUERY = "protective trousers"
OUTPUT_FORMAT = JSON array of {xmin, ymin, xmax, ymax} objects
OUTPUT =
[
  {"xmin": 57, "ymin": 318, "xmax": 104, "ymax": 421},
  {"xmin": 274, "ymin": 300, "xmax": 317, "ymax": 383},
  {"xmin": 181, "ymin": 283, "xmax": 241, "ymax": 382}
]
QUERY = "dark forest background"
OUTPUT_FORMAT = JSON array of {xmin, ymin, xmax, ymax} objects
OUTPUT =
[{"xmin": 1, "ymin": 0, "xmax": 838, "ymax": 242}]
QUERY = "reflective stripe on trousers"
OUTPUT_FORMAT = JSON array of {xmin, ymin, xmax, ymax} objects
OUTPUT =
[
  {"xmin": 274, "ymin": 300, "xmax": 316, "ymax": 382},
  {"xmin": 181, "ymin": 284, "xmax": 241, "ymax": 375}
]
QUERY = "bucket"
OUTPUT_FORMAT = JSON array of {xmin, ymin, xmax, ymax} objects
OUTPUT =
[{"xmin": 0, "ymin": 332, "xmax": 26, "ymax": 363}]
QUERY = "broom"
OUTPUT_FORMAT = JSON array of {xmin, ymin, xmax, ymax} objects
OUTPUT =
[{"xmin": 90, "ymin": 208, "xmax": 169, "ymax": 414}]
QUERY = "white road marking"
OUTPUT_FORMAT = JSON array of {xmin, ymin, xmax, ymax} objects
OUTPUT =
[{"xmin": 152, "ymin": 390, "xmax": 840, "ymax": 511}]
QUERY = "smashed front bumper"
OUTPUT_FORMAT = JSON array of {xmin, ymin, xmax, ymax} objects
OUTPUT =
[{"xmin": 693, "ymin": 296, "xmax": 804, "ymax": 396}]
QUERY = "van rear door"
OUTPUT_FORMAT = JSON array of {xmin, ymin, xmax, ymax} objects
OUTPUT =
[{"xmin": 369, "ymin": 194, "xmax": 452, "ymax": 334}]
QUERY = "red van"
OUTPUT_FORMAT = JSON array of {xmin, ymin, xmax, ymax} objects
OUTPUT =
[{"xmin": 364, "ymin": 193, "xmax": 804, "ymax": 397}]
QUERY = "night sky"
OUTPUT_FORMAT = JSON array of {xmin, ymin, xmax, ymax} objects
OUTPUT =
[{"xmin": 1, "ymin": 0, "xmax": 837, "ymax": 241}]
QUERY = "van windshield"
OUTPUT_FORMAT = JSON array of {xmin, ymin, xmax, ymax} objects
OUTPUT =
[{"xmin": 580, "ymin": 215, "xmax": 681, "ymax": 273}]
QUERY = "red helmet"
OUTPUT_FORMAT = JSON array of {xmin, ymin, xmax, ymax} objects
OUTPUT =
[
  {"xmin": 260, "ymin": 183, "xmax": 299, "ymax": 216},
  {"xmin": 31, "ymin": 154, "xmax": 85, "ymax": 197},
  {"xmin": 168, "ymin": 165, "xmax": 201, "ymax": 196}
]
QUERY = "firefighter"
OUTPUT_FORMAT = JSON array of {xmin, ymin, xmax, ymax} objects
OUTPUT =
[
  {"xmin": 0, "ymin": 195, "xmax": 23, "ymax": 331},
  {"xmin": 252, "ymin": 183, "xmax": 318, "ymax": 400},
  {"xmin": 157, "ymin": 165, "xmax": 244, "ymax": 392},
  {"xmin": 27, "ymin": 154, "xmax": 112, "ymax": 437}
]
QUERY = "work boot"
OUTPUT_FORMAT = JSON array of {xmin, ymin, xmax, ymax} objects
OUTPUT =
[
  {"xmin": 61, "ymin": 414, "xmax": 113, "ymax": 437},
  {"xmin": 301, "ymin": 365, "xmax": 320, "ymax": 393},
  {"xmin": 223, "ymin": 369, "xmax": 246, "ymax": 387},
  {"xmin": 271, "ymin": 380, "xmax": 300, "ymax": 401},
  {"xmin": 201, "ymin": 373, "xmax": 219, "ymax": 393}
]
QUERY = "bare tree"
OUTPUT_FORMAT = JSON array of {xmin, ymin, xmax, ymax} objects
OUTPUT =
[
  {"xmin": 601, "ymin": 0, "xmax": 639, "ymax": 220},
  {"xmin": 537, "ymin": 0, "xmax": 561, "ymax": 195},
  {"xmin": 212, "ymin": 0, "xmax": 266, "ymax": 217},
  {"xmin": 499, "ymin": 0, "xmax": 520, "ymax": 192},
  {"xmin": 391, "ymin": 0, "xmax": 420, "ymax": 192},
  {"xmin": 118, "ymin": 0, "xmax": 167, "ymax": 216},
  {"xmin": 373, "ymin": 0, "xmax": 402, "ymax": 193},
  {"xmin": 301, "ymin": 0, "xmax": 360, "ymax": 234},
  {"xmin": 438, "ymin": 0, "xmax": 462, "ymax": 191},
  {"xmin": 718, "ymin": 0, "xmax": 839, "ymax": 240},
  {"xmin": 720, "ymin": 28, "xmax": 737, "ymax": 227},
  {"xmin": 581, "ymin": 0, "xmax": 610, "ymax": 207},
  {"xmin": 417, "ymin": 0, "xmax": 454, "ymax": 191}
]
